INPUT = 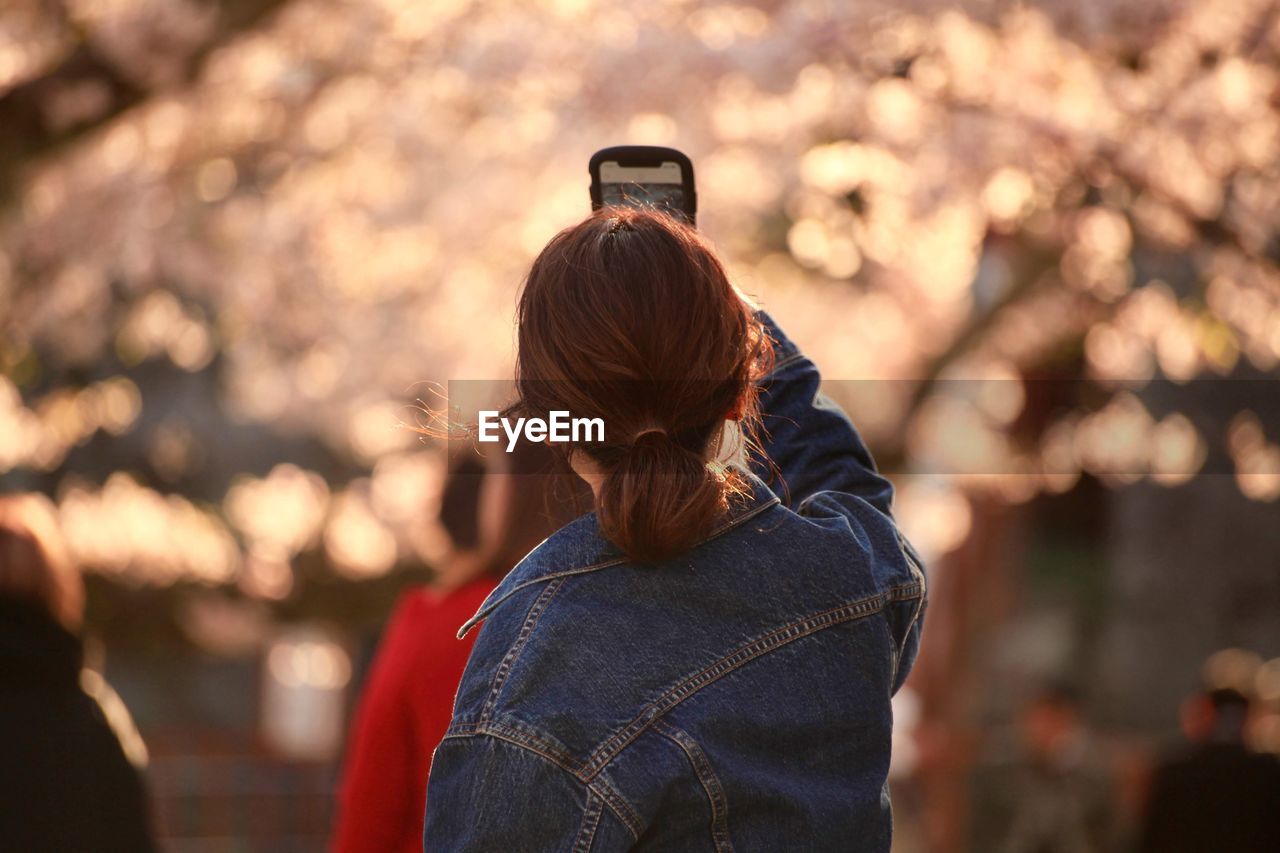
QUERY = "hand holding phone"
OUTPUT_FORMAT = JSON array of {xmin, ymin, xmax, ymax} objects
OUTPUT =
[{"xmin": 589, "ymin": 146, "xmax": 697, "ymax": 226}]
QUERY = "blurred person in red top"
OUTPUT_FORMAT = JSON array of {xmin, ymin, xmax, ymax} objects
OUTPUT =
[{"xmin": 331, "ymin": 440, "xmax": 586, "ymax": 853}]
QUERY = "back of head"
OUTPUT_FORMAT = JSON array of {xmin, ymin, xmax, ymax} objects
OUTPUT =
[
  {"xmin": 439, "ymin": 453, "xmax": 487, "ymax": 551},
  {"xmin": 514, "ymin": 207, "xmax": 772, "ymax": 561},
  {"xmin": 0, "ymin": 493, "xmax": 83, "ymax": 632}
]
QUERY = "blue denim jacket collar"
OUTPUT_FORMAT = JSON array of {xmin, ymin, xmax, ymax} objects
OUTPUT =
[{"xmin": 457, "ymin": 468, "xmax": 782, "ymax": 639}]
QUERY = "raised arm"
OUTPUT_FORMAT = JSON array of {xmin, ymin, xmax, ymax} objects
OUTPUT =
[
  {"xmin": 750, "ymin": 311, "xmax": 925, "ymax": 695},
  {"xmin": 751, "ymin": 311, "xmax": 894, "ymax": 517}
]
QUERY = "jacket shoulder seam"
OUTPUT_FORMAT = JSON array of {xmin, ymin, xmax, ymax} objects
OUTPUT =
[{"xmin": 480, "ymin": 576, "xmax": 567, "ymax": 721}]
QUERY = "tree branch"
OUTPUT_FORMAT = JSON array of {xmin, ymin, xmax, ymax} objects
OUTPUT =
[{"xmin": 0, "ymin": 0, "xmax": 295, "ymax": 194}]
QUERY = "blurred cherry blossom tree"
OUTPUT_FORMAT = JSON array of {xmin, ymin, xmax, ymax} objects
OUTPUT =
[{"xmin": 1, "ymin": 0, "xmax": 1277, "ymax": 598}]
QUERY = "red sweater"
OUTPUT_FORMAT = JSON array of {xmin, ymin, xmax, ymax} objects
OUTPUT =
[{"xmin": 332, "ymin": 579, "xmax": 497, "ymax": 853}]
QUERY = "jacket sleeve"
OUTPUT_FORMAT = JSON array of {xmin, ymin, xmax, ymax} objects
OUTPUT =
[
  {"xmin": 751, "ymin": 311, "xmax": 894, "ymax": 517},
  {"xmin": 752, "ymin": 311, "xmax": 925, "ymax": 694},
  {"xmin": 423, "ymin": 734, "xmax": 634, "ymax": 852}
]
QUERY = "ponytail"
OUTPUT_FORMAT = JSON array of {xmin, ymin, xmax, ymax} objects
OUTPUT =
[{"xmin": 595, "ymin": 430, "xmax": 726, "ymax": 562}]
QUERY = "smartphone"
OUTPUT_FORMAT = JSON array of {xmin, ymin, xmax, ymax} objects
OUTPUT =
[{"xmin": 589, "ymin": 146, "xmax": 696, "ymax": 226}]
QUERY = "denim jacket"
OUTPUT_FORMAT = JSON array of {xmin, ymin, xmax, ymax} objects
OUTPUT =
[{"xmin": 423, "ymin": 314, "xmax": 927, "ymax": 851}]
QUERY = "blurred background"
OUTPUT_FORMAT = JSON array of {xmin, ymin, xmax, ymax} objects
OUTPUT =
[{"xmin": 2, "ymin": 0, "xmax": 1279, "ymax": 850}]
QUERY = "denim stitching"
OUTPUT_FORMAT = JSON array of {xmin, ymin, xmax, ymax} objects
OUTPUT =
[
  {"xmin": 480, "ymin": 577, "xmax": 566, "ymax": 721},
  {"xmin": 889, "ymin": 581, "xmax": 924, "ymax": 599},
  {"xmin": 586, "ymin": 785, "xmax": 640, "ymax": 841},
  {"xmin": 440, "ymin": 724, "xmax": 644, "ymax": 837},
  {"xmin": 457, "ymin": 559, "xmax": 629, "ymax": 638},
  {"xmin": 479, "ymin": 723, "xmax": 642, "ymax": 834},
  {"xmin": 583, "ymin": 591, "xmax": 891, "ymax": 778},
  {"xmin": 883, "ymin": 583, "xmax": 925, "ymax": 688},
  {"xmin": 444, "ymin": 719, "xmax": 588, "ymax": 774},
  {"xmin": 895, "ymin": 536, "xmax": 927, "ymax": 674},
  {"xmin": 652, "ymin": 720, "xmax": 734, "ymax": 853},
  {"xmin": 455, "ymin": 557, "xmax": 623, "ymax": 639},
  {"xmin": 457, "ymin": 496, "xmax": 782, "ymax": 639},
  {"xmin": 882, "ymin": 607, "xmax": 902, "ymax": 692},
  {"xmin": 572, "ymin": 791, "xmax": 604, "ymax": 853}
]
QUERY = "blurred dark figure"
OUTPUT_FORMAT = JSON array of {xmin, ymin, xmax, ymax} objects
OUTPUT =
[
  {"xmin": 972, "ymin": 684, "xmax": 1118, "ymax": 853},
  {"xmin": 332, "ymin": 441, "xmax": 587, "ymax": 853},
  {"xmin": 1138, "ymin": 687, "xmax": 1280, "ymax": 853},
  {"xmin": 0, "ymin": 493, "xmax": 155, "ymax": 853}
]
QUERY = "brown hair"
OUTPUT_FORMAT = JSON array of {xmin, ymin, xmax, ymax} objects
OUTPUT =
[
  {"xmin": 513, "ymin": 207, "xmax": 772, "ymax": 561},
  {"xmin": 0, "ymin": 493, "xmax": 84, "ymax": 631}
]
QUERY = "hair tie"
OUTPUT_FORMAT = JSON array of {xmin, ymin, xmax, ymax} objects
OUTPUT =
[{"xmin": 632, "ymin": 427, "xmax": 668, "ymax": 444}]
